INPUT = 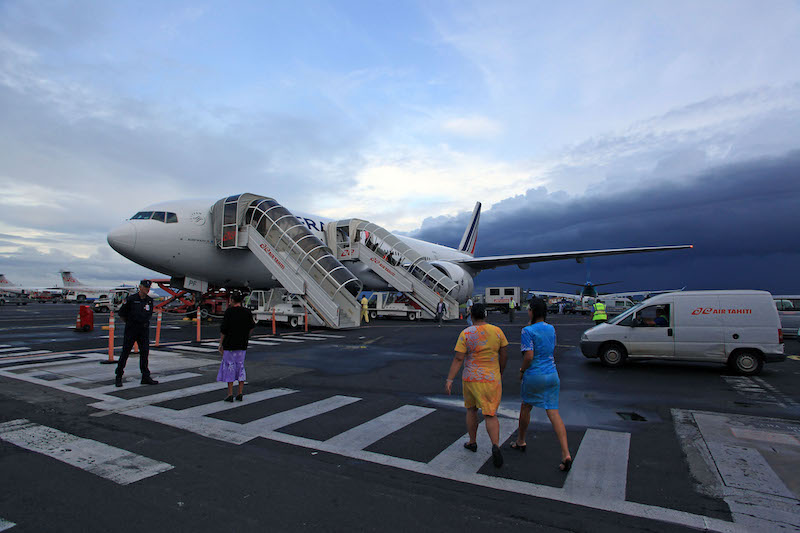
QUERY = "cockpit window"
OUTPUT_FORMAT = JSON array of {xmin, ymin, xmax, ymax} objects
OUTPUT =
[{"xmin": 130, "ymin": 211, "xmax": 179, "ymax": 223}]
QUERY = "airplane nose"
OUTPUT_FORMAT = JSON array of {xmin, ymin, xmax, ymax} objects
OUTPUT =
[{"xmin": 107, "ymin": 222, "xmax": 137, "ymax": 256}]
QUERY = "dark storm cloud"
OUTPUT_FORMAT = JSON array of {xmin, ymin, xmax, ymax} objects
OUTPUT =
[{"xmin": 411, "ymin": 151, "xmax": 800, "ymax": 294}]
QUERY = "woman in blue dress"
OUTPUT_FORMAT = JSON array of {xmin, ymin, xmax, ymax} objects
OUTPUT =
[{"xmin": 511, "ymin": 297, "xmax": 572, "ymax": 471}]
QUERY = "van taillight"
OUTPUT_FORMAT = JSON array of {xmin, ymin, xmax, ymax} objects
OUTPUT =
[{"xmin": 779, "ymin": 329, "xmax": 783, "ymax": 344}]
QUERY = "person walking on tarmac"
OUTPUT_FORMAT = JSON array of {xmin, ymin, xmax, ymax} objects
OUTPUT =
[
  {"xmin": 115, "ymin": 280, "xmax": 158, "ymax": 387},
  {"xmin": 360, "ymin": 294, "xmax": 370, "ymax": 324},
  {"xmin": 436, "ymin": 296, "xmax": 447, "ymax": 327},
  {"xmin": 592, "ymin": 299, "xmax": 607, "ymax": 325},
  {"xmin": 509, "ymin": 297, "xmax": 516, "ymax": 323}
]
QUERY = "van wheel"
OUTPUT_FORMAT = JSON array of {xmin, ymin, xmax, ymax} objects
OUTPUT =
[
  {"xmin": 407, "ymin": 312, "xmax": 417, "ymax": 321},
  {"xmin": 730, "ymin": 351, "xmax": 763, "ymax": 376},
  {"xmin": 289, "ymin": 316, "xmax": 299, "ymax": 328},
  {"xmin": 369, "ymin": 310, "xmax": 377, "ymax": 320},
  {"xmin": 600, "ymin": 343, "xmax": 627, "ymax": 367}
]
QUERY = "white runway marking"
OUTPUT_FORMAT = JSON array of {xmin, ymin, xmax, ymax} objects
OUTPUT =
[
  {"xmin": 563, "ymin": 429, "xmax": 631, "ymax": 501},
  {"xmin": 325, "ymin": 405, "xmax": 435, "ymax": 452},
  {"xmin": 0, "ymin": 350, "xmax": 52, "ymax": 358},
  {"xmin": 170, "ymin": 345, "xmax": 217, "ymax": 353},
  {"xmin": 429, "ymin": 417, "xmax": 517, "ymax": 474},
  {"xmin": 289, "ymin": 333, "xmax": 345, "ymax": 339},
  {"xmin": 0, "ymin": 344, "xmax": 11, "ymax": 348},
  {"xmin": 0, "ymin": 517, "xmax": 15, "ymax": 531},
  {"xmin": 246, "ymin": 340, "xmax": 280, "ymax": 347},
  {"xmin": 285, "ymin": 335, "xmax": 326, "ymax": 341},
  {"xmin": 245, "ymin": 395, "xmax": 361, "ymax": 432},
  {"xmin": 263, "ymin": 337, "xmax": 304, "ymax": 343},
  {"xmin": 0, "ymin": 419, "xmax": 173, "ymax": 485},
  {"xmin": 181, "ymin": 388, "xmax": 298, "ymax": 417},
  {"xmin": 0, "ymin": 347, "xmax": 30, "ymax": 353}
]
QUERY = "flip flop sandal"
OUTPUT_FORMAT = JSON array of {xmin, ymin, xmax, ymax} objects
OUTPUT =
[
  {"xmin": 463, "ymin": 442, "xmax": 477, "ymax": 452},
  {"xmin": 560, "ymin": 458, "xmax": 572, "ymax": 472},
  {"xmin": 510, "ymin": 442, "xmax": 526, "ymax": 452}
]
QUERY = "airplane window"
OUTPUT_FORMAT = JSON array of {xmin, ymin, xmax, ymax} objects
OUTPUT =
[
  {"xmin": 152, "ymin": 211, "xmax": 166, "ymax": 223},
  {"xmin": 131, "ymin": 211, "xmax": 154, "ymax": 220},
  {"xmin": 166, "ymin": 212, "xmax": 178, "ymax": 223}
]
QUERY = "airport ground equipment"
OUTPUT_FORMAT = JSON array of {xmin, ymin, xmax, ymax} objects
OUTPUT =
[
  {"xmin": 367, "ymin": 292, "xmax": 423, "ymax": 321},
  {"xmin": 212, "ymin": 194, "xmax": 363, "ymax": 329},
  {"xmin": 484, "ymin": 287, "xmax": 522, "ymax": 313},
  {"xmin": 247, "ymin": 289, "xmax": 321, "ymax": 328},
  {"xmin": 92, "ymin": 288, "xmax": 136, "ymax": 313},
  {"xmin": 324, "ymin": 219, "xmax": 460, "ymax": 320},
  {"xmin": 75, "ymin": 305, "xmax": 94, "ymax": 332},
  {"xmin": 0, "ymin": 294, "xmax": 30, "ymax": 306}
]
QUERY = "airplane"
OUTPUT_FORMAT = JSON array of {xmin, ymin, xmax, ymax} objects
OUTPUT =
[
  {"xmin": 0, "ymin": 274, "xmax": 64, "ymax": 301},
  {"xmin": 106, "ymin": 195, "xmax": 693, "ymax": 308},
  {"xmin": 59, "ymin": 271, "xmax": 145, "ymax": 302}
]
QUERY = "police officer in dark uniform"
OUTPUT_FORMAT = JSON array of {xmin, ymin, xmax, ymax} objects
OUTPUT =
[{"xmin": 115, "ymin": 280, "xmax": 159, "ymax": 387}]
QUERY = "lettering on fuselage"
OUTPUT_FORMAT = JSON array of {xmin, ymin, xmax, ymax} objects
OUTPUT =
[{"xmin": 295, "ymin": 217, "xmax": 325, "ymax": 233}]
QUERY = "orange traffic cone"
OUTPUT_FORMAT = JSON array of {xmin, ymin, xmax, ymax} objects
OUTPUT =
[{"xmin": 132, "ymin": 341, "xmax": 139, "ymax": 354}]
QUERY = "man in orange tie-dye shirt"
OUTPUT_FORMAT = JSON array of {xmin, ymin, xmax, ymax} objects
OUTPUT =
[{"xmin": 445, "ymin": 303, "xmax": 509, "ymax": 467}]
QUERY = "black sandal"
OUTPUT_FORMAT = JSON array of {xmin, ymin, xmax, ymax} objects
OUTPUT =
[
  {"xmin": 224, "ymin": 395, "xmax": 234, "ymax": 402},
  {"xmin": 559, "ymin": 457, "xmax": 572, "ymax": 472},
  {"xmin": 510, "ymin": 442, "xmax": 526, "ymax": 452},
  {"xmin": 463, "ymin": 442, "xmax": 477, "ymax": 452}
]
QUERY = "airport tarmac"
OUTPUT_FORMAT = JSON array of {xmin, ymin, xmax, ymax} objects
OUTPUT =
[{"xmin": 0, "ymin": 304, "xmax": 799, "ymax": 532}]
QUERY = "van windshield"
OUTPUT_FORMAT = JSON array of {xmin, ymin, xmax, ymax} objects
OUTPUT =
[{"xmin": 608, "ymin": 302, "xmax": 647, "ymax": 324}]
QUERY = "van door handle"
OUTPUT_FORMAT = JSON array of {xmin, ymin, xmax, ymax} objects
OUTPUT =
[
  {"xmin": 733, "ymin": 333, "xmax": 739, "ymax": 340},
  {"xmin": 668, "ymin": 328, "xmax": 673, "ymax": 337}
]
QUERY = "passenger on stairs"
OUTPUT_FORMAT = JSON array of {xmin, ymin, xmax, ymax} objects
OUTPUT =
[{"xmin": 217, "ymin": 291, "xmax": 255, "ymax": 402}]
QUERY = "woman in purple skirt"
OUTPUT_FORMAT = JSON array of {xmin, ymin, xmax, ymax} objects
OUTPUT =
[{"xmin": 217, "ymin": 291, "xmax": 256, "ymax": 402}]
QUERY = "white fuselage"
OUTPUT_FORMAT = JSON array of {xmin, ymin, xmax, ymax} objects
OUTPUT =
[{"xmin": 107, "ymin": 199, "xmax": 474, "ymax": 292}]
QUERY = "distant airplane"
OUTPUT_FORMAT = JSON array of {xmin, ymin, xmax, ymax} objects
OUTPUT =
[
  {"xmin": 106, "ymin": 195, "xmax": 692, "ymax": 308},
  {"xmin": 59, "ymin": 271, "xmax": 142, "ymax": 302},
  {"xmin": 0, "ymin": 274, "xmax": 64, "ymax": 300}
]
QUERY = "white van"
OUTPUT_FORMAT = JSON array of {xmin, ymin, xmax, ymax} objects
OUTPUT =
[{"xmin": 580, "ymin": 290, "xmax": 785, "ymax": 375}]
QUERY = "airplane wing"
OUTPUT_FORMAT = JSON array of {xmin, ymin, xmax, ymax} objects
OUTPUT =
[
  {"xmin": 524, "ymin": 291, "xmax": 582, "ymax": 300},
  {"xmin": 602, "ymin": 288, "xmax": 685, "ymax": 299},
  {"xmin": 454, "ymin": 245, "xmax": 692, "ymax": 271}
]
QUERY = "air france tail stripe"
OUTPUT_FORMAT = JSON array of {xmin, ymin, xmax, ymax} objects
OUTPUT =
[{"xmin": 0, "ymin": 419, "xmax": 173, "ymax": 485}]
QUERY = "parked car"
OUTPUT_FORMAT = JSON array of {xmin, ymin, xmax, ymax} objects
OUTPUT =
[{"xmin": 773, "ymin": 295, "xmax": 800, "ymax": 338}]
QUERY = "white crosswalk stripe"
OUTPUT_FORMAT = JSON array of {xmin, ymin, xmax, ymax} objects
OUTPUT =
[
  {"xmin": 260, "ymin": 337, "xmax": 304, "ymax": 343},
  {"xmin": 246, "ymin": 340, "xmax": 280, "ymax": 346},
  {"xmin": 0, "ymin": 346, "xmax": 31, "ymax": 353},
  {"xmin": 0, "ymin": 352, "xmax": 750, "ymax": 532},
  {"xmin": 170, "ymin": 345, "xmax": 217, "ymax": 353},
  {"xmin": 0, "ymin": 350, "xmax": 52, "ymax": 359},
  {"xmin": 0, "ymin": 419, "xmax": 173, "ymax": 485}
]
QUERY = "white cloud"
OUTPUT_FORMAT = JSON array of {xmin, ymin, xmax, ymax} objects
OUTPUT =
[{"xmin": 440, "ymin": 115, "xmax": 502, "ymax": 137}]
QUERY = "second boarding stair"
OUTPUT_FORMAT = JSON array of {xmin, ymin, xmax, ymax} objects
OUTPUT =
[
  {"xmin": 325, "ymin": 220, "xmax": 460, "ymax": 320},
  {"xmin": 212, "ymin": 194, "xmax": 362, "ymax": 329}
]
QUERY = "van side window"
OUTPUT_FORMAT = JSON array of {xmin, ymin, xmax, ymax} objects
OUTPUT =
[
  {"xmin": 504, "ymin": 288, "xmax": 515, "ymax": 296},
  {"xmin": 634, "ymin": 304, "xmax": 670, "ymax": 327},
  {"xmin": 489, "ymin": 289, "xmax": 500, "ymax": 296}
]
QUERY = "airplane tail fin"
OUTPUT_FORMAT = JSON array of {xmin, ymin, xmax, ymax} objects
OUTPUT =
[
  {"xmin": 60, "ymin": 271, "xmax": 83, "ymax": 287},
  {"xmin": 457, "ymin": 202, "xmax": 481, "ymax": 257},
  {"xmin": 0, "ymin": 274, "xmax": 13, "ymax": 286}
]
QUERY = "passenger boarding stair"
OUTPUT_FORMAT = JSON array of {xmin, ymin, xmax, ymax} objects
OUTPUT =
[
  {"xmin": 211, "ymin": 194, "xmax": 363, "ymax": 329},
  {"xmin": 325, "ymin": 220, "xmax": 460, "ymax": 320}
]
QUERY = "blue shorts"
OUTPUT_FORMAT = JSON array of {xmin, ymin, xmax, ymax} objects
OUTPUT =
[{"xmin": 520, "ymin": 371, "xmax": 560, "ymax": 409}]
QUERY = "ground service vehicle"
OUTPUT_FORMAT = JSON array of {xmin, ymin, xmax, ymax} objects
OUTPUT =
[
  {"xmin": 367, "ymin": 292, "xmax": 423, "ymax": 321},
  {"xmin": 92, "ymin": 289, "xmax": 135, "ymax": 313},
  {"xmin": 247, "ymin": 289, "xmax": 322, "ymax": 328},
  {"xmin": 0, "ymin": 294, "xmax": 30, "ymax": 306},
  {"xmin": 484, "ymin": 287, "xmax": 522, "ymax": 312},
  {"xmin": 580, "ymin": 290, "xmax": 785, "ymax": 376},
  {"xmin": 773, "ymin": 295, "xmax": 800, "ymax": 338}
]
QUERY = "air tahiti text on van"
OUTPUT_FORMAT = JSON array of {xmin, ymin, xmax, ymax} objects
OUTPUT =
[{"xmin": 691, "ymin": 308, "xmax": 752, "ymax": 315}]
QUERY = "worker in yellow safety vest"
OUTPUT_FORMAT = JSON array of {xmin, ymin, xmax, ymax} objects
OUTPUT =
[
  {"xmin": 508, "ymin": 297, "xmax": 516, "ymax": 323},
  {"xmin": 592, "ymin": 300, "xmax": 607, "ymax": 325},
  {"xmin": 361, "ymin": 295, "xmax": 370, "ymax": 324}
]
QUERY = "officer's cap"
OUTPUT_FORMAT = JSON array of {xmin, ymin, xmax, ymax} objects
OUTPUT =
[{"xmin": 139, "ymin": 279, "xmax": 152, "ymax": 288}]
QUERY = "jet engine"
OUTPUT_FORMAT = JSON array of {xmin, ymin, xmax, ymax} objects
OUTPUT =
[{"xmin": 430, "ymin": 261, "xmax": 475, "ymax": 303}]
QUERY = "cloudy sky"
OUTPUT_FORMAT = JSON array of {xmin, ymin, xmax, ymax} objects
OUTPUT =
[{"xmin": 1, "ymin": 0, "xmax": 798, "ymax": 292}]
